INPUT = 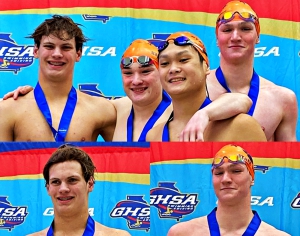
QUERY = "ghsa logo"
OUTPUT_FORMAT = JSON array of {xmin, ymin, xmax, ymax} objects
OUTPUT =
[
  {"xmin": 147, "ymin": 33, "xmax": 170, "ymax": 48},
  {"xmin": 150, "ymin": 182, "xmax": 199, "ymax": 221},
  {"xmin": 291, "ymin": 192, "xmax": 300, "ymax": 209},
  {"xmin": 110, "ymin": 195, "xmax": 150, "ymax": 232},
  {"xmin": 0, "ymin": 33, "xmax": 34, "ymax": 74},
  {"xmin": 78, "ymin": 83, "xmax": 122, "ymax": 100},
  {"xmin": 0, "ymin": 196, "xmax": 29, "ymax": 231}
]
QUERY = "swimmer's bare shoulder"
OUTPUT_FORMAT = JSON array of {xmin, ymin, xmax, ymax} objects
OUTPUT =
[{"xmin": 167, "ymin": 216, "xmax": 209, "ymax": 236}]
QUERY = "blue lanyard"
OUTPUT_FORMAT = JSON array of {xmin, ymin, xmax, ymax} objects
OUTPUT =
[
  {"xmin": 127, "ymin": 90, "xmax": 172, "ymax": 142},
  {"xmin": 162, "ymin": 97, "xmax": 212, "ymax": 141},
  {"xmin": 207, "ymin": 207, "xmax": 261, "ymax": 236},
  {"xmin": 215, "ymin": 67, "xmax": 259, "ymax": 116},
  {"xmin": 47, "ymin": 215, "xmax": 95, "ymax": 236},
  {"xmin": 34, "ymin": 82, "xmax": 77, "ymax": 142}
]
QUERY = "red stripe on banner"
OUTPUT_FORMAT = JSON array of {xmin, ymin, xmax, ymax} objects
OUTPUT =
[
  {"xmin": 82, "ymin": 147, "xmax": 149, "ymax": 174},
  {"xmin": 150, "ymin": 142, "xmax": 300, "ymax": 163},
  {"xmin": 0, "ymin": 148, "xmax": 55, "ymax": 177},
  {"xmin": 0, "ymin": 146, "xmax": 149, "ymax": 177},
  {"xmin": 0, "ymin": 0, "xmax": 299, "ymax": 22}
]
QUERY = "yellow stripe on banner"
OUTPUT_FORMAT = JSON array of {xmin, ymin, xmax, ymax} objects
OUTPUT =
[
  {"xmin": 151, "ymin": 158, "xmax": 213, "ymax": 165},
  {"xmin": 253, "ymin": 157, "xmax": 300, "ymax": 169},
  {"xmin": 1, "ymin": 8, "xmax": 299, "ymax": 40},
  {"xmin": 0, "ymin": 173, "xmax": 149, "ymax": 184},
  {"xmin": 260, "ymin": 18, "xmax": 300, "ymax": 40},
  {"xmin": 0, "ymin": 174, "xmax": 43, "ymax": 180},
  {"xmin": 151, "ymin": 157, "xmax": 300, "ymax": 169},
  {"xmin": 95, "ymin": 173, "xmax": 149, "ymax": 185}
]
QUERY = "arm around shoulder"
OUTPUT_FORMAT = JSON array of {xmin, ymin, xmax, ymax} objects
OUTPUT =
[
  {"xmin": 206, "ymin": 93, "xmax": 252, "ymax": 120},
  {"xmin": 180, "ymin": 93, "xmax": 252, "ymax": 141},
  {"xmin": 205, "ymin": 114, "xmax": 267, "ymax": 141}
]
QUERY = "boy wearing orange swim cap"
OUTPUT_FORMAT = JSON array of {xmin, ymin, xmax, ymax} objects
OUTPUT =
[
  {"xmin": 216, "ymin": 0, "xmax": 260, "ymax": 37},
  {"xmin": 167, "ymin": 144, "xmax": 290, "ymax": 236},
  {"xmin": 189, "ymin": 0, "xmax": 298, "ymax": 142},
  {"xmin": 146, "ymin": 31, "xmax": 266, "ymax": 142},
  {"xmin": 113, "ymin": 39, "xmax": 173, "ymax": 141},
  {"xmin": 114, "ymin": 38, "xmax": 257, "ymax": 141}
]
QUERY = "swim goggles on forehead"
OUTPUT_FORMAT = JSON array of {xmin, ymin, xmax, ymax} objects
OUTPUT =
[
  {"xmin": 157, "ymin": 36, "xmax": 206, "ymax": 54},
  {"xmin": 212, "ymin": 154, "xmax": 252, "ymax": 169},
  {"xmin": 217, "ymin": 11, "xmax": 258, "ymax": 24},
  {"xmin": 121, "ymin": 56, "xmax": 154, "ymax": 68}
]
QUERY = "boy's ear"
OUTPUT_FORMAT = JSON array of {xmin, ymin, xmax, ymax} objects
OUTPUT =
[
  {"xmin": 33, "ymin": 45, "xmax": 39, "ymax": 58},
  {"xmin": 76, "ymin": 50, "xmax": 82, "ymax": 62},
  {"xmin": 87, "ymin": 177, "xmax": 94, "ymax": 192}
]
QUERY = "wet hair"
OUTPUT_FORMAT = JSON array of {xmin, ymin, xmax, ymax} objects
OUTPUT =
[
  {"xmin": 43, "ymin": 144, "xmax": 96, "ymax": 185},
  {"xmin": 27, "ymin": 15, "xmax": 88, "ymax": 51}
]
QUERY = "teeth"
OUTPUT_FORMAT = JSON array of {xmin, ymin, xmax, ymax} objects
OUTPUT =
[
  {"xmin": 170, "ymin": 78, "xmax": 185, "ymax": 83},
  {"xmin": 58, "ymin": 197, "xmax": 72, "ymax": 201},
  {"xmin": 49, "ymin": 62, "xmax": 64, "ymax": 66},
  {"xmin": 132, "ymin": 88, "xmax": 146, "ymax": 92}
]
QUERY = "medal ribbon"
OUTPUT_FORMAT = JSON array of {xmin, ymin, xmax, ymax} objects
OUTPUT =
[
  {"xmin": 34, "ymin": 82, "xmax": 77, "ymax": 141},
  {"xmin": 216, "ymin": 66, "xmax": 259, "ymax": 116},
  {"xmin": 207, "ymin": 207, "xmax": 261, "ymax": 236},
  {"xmin": 127, "ymin": 90, "xmax": 172, "ymax": 141},
  {"xmin": 47, "ymin": 215, "xmax": 95, "ymax": 236}
]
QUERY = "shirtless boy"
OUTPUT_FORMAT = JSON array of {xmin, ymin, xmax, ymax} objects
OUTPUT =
[
  {"xmin": 0, "ymin": 15, "xmax": 116, "ymax": 141},
  {"xmin": 167, "ymin": 144, "xmax": 290, "ymax": 236}
]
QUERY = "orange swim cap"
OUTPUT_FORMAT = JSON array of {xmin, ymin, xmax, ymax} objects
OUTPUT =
[
  {"xmin": 121, "ymin": 39, "xmax": 159, "ymax": 69},
  {"xmin": 165, "ymin": 32, "xmax": 209, "ymax": 67},
  {"xmin": 212, "ymin": 144, "xmax": 254, "ymax": 180},
  {"xmin": 216, "ymin": 0, "xmax": 260, "ymax": 37}
]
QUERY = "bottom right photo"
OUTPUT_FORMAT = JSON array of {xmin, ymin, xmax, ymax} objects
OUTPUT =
[{"xmin": 150, "ymin": 142, "xmax": 300, "ymax": 236}]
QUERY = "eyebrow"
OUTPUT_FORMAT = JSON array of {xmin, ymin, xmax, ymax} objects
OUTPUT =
[
  {"xmin": 49, "ymin": 177, "xmax": 59, "ymax": 181},
  {"xmin": 42, "ymin": 42, "xmax": 74, "ymax": 47},
  {"xmin": 49, "ymin": 174, "xmax": 80, "ymax": 180}
]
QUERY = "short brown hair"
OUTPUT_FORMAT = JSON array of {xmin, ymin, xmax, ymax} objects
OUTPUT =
[
  {"xmin": 27, "ymin": 15, "xmax": 88, "ymax": 51},
  {"xmin": 43, "ymin": 144, "xmax": 96, "ymax": 185}
]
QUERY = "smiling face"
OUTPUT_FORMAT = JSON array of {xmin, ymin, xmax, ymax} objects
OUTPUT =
[
  {"xmin": 34, "ymin": 33, "xmax": 81, "ymax": 82},
  {"xmin": 212, "ymin": 162, "xmax": 253, "ymax": 205},
  {"xmin": 217, "ymin": 20, "xmax": 259, "ymax": 63},
  {"xmin": 121, "ymin": 62, "xmax": 162, "ymax": 106},
  {"xmin": 46, "ymin": 160, "xmax": 93, "ymax": 217},
  {"xmin": 158, "ymin": 42, "xmax": 209, "ymax": 98}
]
